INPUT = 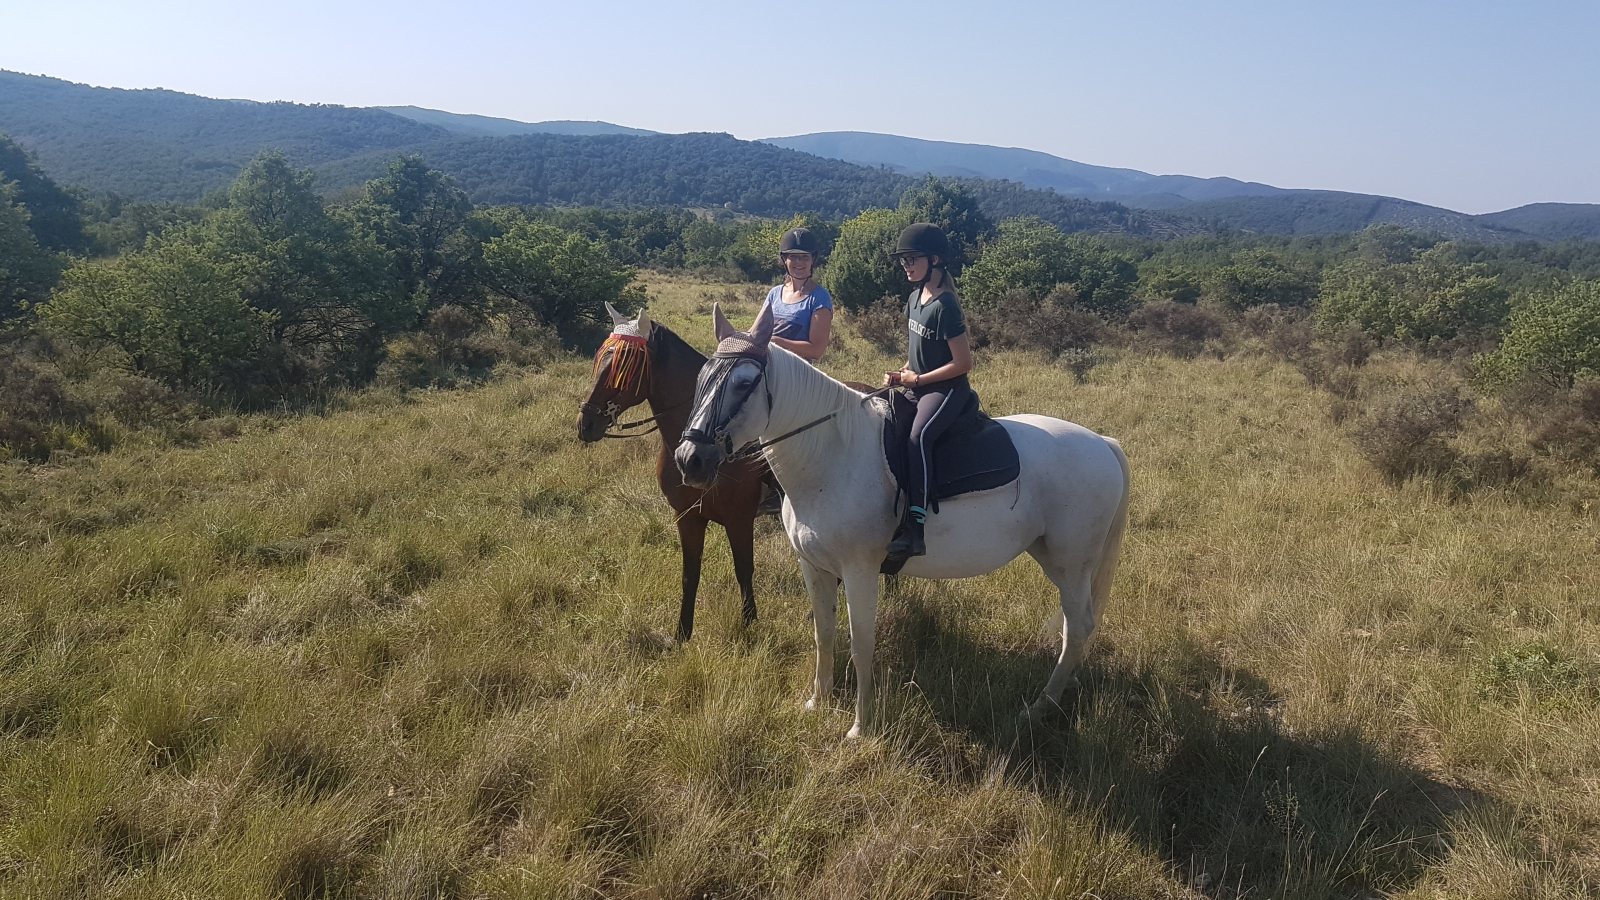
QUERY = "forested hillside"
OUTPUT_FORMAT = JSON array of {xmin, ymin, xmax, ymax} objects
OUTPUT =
[
  {"xmin": 313, "ymin": 132, "xmax": 910, "ymax": 218},
  {"xmin": 0, "ymin": 71, "xmax": 449, "ymax": 201},
  {"xmin": 1, "ymin": 72, "xmax": 1170, "ymax": 235}
]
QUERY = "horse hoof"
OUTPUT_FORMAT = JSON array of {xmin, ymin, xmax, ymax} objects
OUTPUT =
[
  {"xmin": 1017, "ymin": 705, "xmax": 1053, "ymax": 729},
  {"xmin": 804, "ymin": 696, "xmax": 819, "ymax": 711},
  {"xmin": 845, "ymin": 723, "xmax": 865, "ymax": 740}
]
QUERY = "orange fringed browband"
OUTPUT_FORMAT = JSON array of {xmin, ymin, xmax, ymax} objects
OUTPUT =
[{"xmin": 595, "ymin": 333, "xmax": 650, "ymax": 391}]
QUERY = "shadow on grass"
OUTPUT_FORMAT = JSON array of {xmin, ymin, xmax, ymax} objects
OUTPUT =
[{"xmin": 869, "ymin": 584, "xmax": 1480, "ymax": 899}]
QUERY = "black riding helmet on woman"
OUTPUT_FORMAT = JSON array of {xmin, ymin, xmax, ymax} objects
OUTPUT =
[
  {"xmin": 882, "ymin": 222, "xmax": 973, "ymax": 560},
  {"xmin": 765, "ymin": 227, "xmax": 834, "ymax": 363}
]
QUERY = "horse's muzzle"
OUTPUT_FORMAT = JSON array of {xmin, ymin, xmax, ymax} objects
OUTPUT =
[
  {"xmin": 577, "ymin": 409, "xmax": 608, "ymax": 443},
  {"xmin": 674, "ymin": 437, "xmax": 724, "ymax": 488}
]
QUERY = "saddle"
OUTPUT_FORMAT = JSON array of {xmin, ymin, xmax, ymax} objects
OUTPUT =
[{"xmin": 881, "ymin": 388, "xmax": 1020, "ymax": 515}]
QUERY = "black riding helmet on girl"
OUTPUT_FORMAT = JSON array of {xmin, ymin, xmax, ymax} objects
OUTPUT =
[{"xmin": 890, "ymin": 222, "xmax": 952, "ymax": 271}]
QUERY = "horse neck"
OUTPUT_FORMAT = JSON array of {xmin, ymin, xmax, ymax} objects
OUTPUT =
[
  {"xmin": 762, "ymin": 347, "xmax": 887, "ymax": 487},
  {"xmin": 644, "ymin": 327, "xmax": 704, "ymax": 447}
]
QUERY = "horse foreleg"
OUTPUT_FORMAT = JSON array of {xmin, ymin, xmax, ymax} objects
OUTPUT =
[
  {"xmin": 676, "ymin": 515, "xmax": 709, "ymax": 642},
  {"xmin": 841, "ymin": 567, "xmax": 880, "ymax": 739},
  {"xmin": 726, "ymin": 515, "xmax": 757, "ymax": 627},
  {"xmin": 799, "ymin": 558, "xmax": 839, "ymax": 712}
]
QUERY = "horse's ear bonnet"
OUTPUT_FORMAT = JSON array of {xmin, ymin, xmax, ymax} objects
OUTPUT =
[
  {"xmin": 605, "ymin": 300, "xmax": 649, "ymax": 339},
  {"xmin": 713, "ymin": 301, "xmax": 775, "ymax": 359},
  {"xmin": 713, "ymin": 303, "xmax": 736, "ymax": 342}
]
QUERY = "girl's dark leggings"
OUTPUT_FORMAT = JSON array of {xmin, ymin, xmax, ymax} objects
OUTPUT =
[{"xmin": 907, "ymin": 384, "xmax": 969, "ymax": 518}]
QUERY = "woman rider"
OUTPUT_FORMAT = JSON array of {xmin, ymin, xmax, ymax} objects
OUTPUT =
[
  {"xmin": 884, "ymin": 223, "xmax": 973, "ymax": 560},
  {"xmin": 765, "ymin": 227, "xmax": 834, "ymax": 363},
  {"xmin": 757, "ymin": 227, "xmax": 835, "ymax": 515}
]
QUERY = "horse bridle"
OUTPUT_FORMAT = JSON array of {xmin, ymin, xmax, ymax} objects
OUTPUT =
[
  {"xmin": 578, "ymin": 398, "xmax": 683, "ymax": 439},
  {"xmin": 680, "ymin": 352, "xmax": 772, "ymax": 456},
  {"xmin": 681, "ymin": 353, "xmax": 890, "ymax": 460}
]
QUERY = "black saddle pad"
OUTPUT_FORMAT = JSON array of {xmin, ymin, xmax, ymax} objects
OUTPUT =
[{"xmin": 881, "ymin": 388, "xmax": 1020, "ymax": 513}]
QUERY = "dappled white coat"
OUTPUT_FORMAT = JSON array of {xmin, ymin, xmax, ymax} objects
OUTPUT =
[{"xmin": 702, "ymin": 316, "xmax": 1130, "ymax": 738}]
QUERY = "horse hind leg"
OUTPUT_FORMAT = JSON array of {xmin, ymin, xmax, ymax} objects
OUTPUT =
[{"xmin": 1024, "ymin": 550, "xmax": 1098, "ymax": 724}]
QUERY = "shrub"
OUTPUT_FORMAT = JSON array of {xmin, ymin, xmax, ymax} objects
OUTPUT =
[
  {"xmin": 1474, "ymin": 643, "xmax": 1591, "ymax": 700},
  {"xmin": 1523, "ymin": 379, "xmax": 1600, "ymax": 472},
  {"xmin": 961, "ymin": 217, "xmax": 1137, "ymax": 313},
  {"xmin": 1126, "ymin": 300, "xmax": 1227, "ymax": 358},
  {"xmin": 480, "ymin": 217, "xmax": 646, "ymax": 348},
  {"xmin": 1318, "ymin": 243, "xmax": 1509, "ymax": 348},
  {"xmin": 1206, "ymin": 248, "xmax": 1317, "ymax": 310},
  {"xmin": 822, "ymin": 207, "xmax": 913, "ymax": 312},
  {"xmin": 0, "ymin": 346, "xmax": 79, "ymax": 459},
  {"xmin": 1475, "ymin": 279, "xmax": 1600, "ymax": 389},
  {"xmin": 377, "ymin": 306, "xmax": 550, "ymax": 389},
  {"xmin": 39, "ymin": 241, "xmax": 271, "ymax": 390},
  {"xmin": 851, "ymin": 296, "xmax": 905, "ymax": 355},
  {"xmin": 966, "ymin": 289, "xmax": 1103, "ymax": 358},
  {"xmin": 1351, "ymin": 384, "xmax": 1470, "ymax": 483}
]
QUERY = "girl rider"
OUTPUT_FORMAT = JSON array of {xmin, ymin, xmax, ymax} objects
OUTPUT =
[
  {"xmin": 765, "ymin": 227, "xmax": 834, "ymax": 363},
  {"xmin": 884, "ymin": 223, "xmax": 973, "ymax": 560}
]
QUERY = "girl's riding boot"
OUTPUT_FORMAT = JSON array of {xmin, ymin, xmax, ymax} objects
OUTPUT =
[{"xmin": 886, "ymin": 506, "xmax": 927, "ymax": 560}]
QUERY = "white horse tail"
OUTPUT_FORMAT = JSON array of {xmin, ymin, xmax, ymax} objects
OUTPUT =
[{"xmin": 1092, "ymin": 437, "xmax": 1131, "ymax": 620}]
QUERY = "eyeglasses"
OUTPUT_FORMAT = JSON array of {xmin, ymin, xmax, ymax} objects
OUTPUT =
[{"xmin": 895, "ymin": 254, "xmax": 927, "ymax": 266}]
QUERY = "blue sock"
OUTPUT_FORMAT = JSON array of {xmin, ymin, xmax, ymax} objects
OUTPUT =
[{"xmin": 909, "ymin": 506, "xmax": 926, "ymax": 524}]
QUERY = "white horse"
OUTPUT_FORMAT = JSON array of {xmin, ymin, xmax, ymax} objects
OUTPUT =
[{"xmin": 675, "ymin": 303, "xmax": 1131, "ymax": 738}]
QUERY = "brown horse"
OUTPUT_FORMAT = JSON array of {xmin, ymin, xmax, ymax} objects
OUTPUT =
[{"xmin": 578, "ymin": 303, "xmax": 765, "ymax": 641}]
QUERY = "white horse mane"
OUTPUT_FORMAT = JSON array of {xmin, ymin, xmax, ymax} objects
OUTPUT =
[{"xmin": 762, "ymin": 345, "xmax": 886, "ymax": 468}]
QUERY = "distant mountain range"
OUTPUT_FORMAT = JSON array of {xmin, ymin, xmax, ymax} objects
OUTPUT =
[
  {"xmin": 376, "ymin": 106, "xmax": 657, "ymax": 138},
  {"xmin": 763, "ymin": 131, "xmax": 1600, "ymax": 243},
  {"xmin": 2, "ymin": 70, "xmax": 1596, "ymax": 242},
  {"xmin": 764, "ymin": 131, "xmax": 1290, "ymax": 208}
]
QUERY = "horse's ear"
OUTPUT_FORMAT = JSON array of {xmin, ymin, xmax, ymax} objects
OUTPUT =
[
  {"xmin": 605, "ymin": 301, "xmax": 628, "ymax": 327},
  {"xmin": 636, "ymin": 306, "xmax": 652, "ymax": 338},
  {"xmin": 713, "ymin": 303, "xmax": 735, "ymax": 341},
  {"xmin": 749, "ymin": 300, "xmax": 775, "ymax": 347}
]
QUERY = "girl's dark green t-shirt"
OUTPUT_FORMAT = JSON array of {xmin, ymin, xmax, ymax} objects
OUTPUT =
[{"xmin": 906, "ymin": 288, "xmax": 969, "ymax": 391}]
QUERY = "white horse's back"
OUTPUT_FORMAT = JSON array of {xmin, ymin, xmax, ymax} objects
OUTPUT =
[{"xmin": 898, "ymin": 415, "xmax": 1126, "ymax": 581}]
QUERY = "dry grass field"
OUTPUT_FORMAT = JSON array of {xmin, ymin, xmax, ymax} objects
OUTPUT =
[{"xmin": 2, "ymin": 272, "xmax": 1598, "ymax": 898}]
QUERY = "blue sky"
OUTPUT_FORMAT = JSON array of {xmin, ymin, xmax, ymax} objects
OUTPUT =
[{"xmin": 7, "ymin": 0, "xmax": 1597, "ymax": 213}]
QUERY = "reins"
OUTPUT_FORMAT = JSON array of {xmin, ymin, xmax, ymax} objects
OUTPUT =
[{"xmin": 726, "ymin": 385, "xmax": 895, "ymax": 461}]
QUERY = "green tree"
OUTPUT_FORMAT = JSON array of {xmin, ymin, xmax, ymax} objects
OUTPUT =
[
  {"xmin": 735, "ymin": 213, "xmax": 839, "ymax": 282},
  {"xmin": 348, "ymin": 156, "xmax": 477, "ymax": 319},
  {"xmin": 821, "ymin": 207, "xmax": 914, "ymax": 311},
  {"xmin": 1317, "ymin": 243, "xmax": 1508, "ymax": 345},
  {"xmin": 40, "ymin": 239, "xmax": 270, "ymax": 387},
  {"xmin": 479, "ymin": 216, "xmax": 645, "ymax": 346},
  {"xmin": 896, "ymin": 177, "xmax": 993, "ymax": 272},
  {"xmin": 961, "ymin": 216, "xmax": 1137, "ymax": 312},
  {"xmin": 0, "ymin": 182, "xmax": 61, "ymax": 320},
  {"xmin": 1475, "ymin": 279, "xmax": 1600, "ymax": 389},
  {"xmin": 204, "ymin": 152, "xmax": 409, "ymax": 376},
  {"xmin": 1207, "ymin": 248, "xmax": 1317, "ymax": 310}
]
